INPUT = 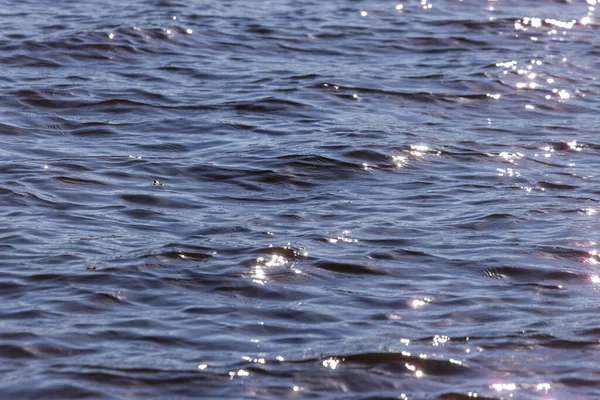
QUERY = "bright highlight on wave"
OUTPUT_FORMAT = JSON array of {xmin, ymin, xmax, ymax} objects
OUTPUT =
[
  {"xmin": 586, "ymin": 250, "xmax": 599, "ymax": 266},
  {"xmin": 491, "ymin": 382, "xmax": 516, "ymax": 392},
  {"xmin": 405, "ymin": 362, "xmax": 424, "ymax": 377},
  {"xmin": 249, "ymin": 245, "xmax": 306, "ymax": 284},
  {"xmin": 327, "ymin": 230, "xmax": 358, "ymax": 244},
  {"xmin": 392, "ymin": 144, "xmax": 441, "ymax": 169},
  {"xmin": 432, "ymin": 335, "xmax": 450, "ymax": 346},
  {"xmin": 322, "ymin": 357, "xmax": 342, "ymax": 370},
  {"xmin": 410, "ymin": 297, "xmax": 432, "ymax": 308}
]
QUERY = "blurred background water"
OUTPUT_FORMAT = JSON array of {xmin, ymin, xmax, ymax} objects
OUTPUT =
[{"xmin": 0, "ymin": 0, "xmax": 599, "ymax": 398}]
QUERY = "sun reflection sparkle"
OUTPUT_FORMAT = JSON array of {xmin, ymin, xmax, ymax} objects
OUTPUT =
[
  {"xmin": 249, "ymin": 247, "xmax": 304, "ymax": 285},
  {"xmin": 491, "ymin": 382, "xmax": 516, "ymax": 392},
  {"xmin": 586, "ymin": 250, "xmax": 599, "ymax": 266},
  {"xmin": 393, "ymin": 155, "xmax": 408, "ymax": 168},
  {"xmin": 537, "ymin": 382, "xmax": 551, "ymax": 393},
  {"xmin": 411, "ymin": 297, "xmax": 432, "ymax": 308},
  {"xmin": 432, "ymin": 335, "xmax": 450, "ymax": 346},
  {"xmin": 242, "ymin": 356, "xmax": 265, "ymax": 364},
  {"xmin": 323, "ymin": 357, "xmax": 343, "ymax": 369},
  {"xmin": 229, "ymin": 369, "xmax": 250, "ymax": 379}
]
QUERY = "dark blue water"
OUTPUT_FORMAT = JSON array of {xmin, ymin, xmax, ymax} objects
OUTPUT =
[{"xmin": 1, "ymin": 0, "xmax": 599, "ymax": 398}]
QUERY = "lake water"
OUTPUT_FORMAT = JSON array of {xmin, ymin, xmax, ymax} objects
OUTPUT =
[{"xmin": 1, "ymin": 0, "xmax": 599, "ymax": 398}]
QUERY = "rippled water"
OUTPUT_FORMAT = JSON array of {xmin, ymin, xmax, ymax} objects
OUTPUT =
[{"xmin": 1, "ymin": 0, "xmax": 599, "ymax": 398}]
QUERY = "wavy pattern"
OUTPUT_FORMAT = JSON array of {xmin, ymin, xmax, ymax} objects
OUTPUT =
[{"xmin": 0, "ymin": 0, "xmax": 599, "ymax": 398}]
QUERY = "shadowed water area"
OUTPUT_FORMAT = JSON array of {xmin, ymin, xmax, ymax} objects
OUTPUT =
[{"xmin": 1, "ymin": 0, "xmax": 599, "ymax": 398}]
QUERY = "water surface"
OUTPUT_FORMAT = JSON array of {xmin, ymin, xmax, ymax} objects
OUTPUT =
[{"xmin": 1, "ymin": 0, "xmax": 599, "ymax": 398}]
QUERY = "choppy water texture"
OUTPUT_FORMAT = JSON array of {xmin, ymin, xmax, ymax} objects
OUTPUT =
[{"xmin": 1, "ymin": 0, "xmax": 599, "ymax": 398}]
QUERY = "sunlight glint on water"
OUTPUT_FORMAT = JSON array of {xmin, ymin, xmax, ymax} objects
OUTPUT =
[{"xmin": 0, "ymin": 0, "xmax": 598, "ymax": 398}]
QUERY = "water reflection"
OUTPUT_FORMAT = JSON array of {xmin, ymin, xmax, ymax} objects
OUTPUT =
[
  {"xmin": 322, "ymin": 357, "xmax": 342, "ymax": 370},
  {"xmin": 326, "ymin": 230, "xmax": 358, "ymax": 244},
  {"xmin": 537, "ymin": 382, "xmax": 551, "ymax": 394},
  {"xmin": 410, "ymin": 297, "xmax": 432, "ymax": 309},
  {"xmin": 405, "ymin": 362, "xmax": 424, "ymax": 377},
  {"xmin": 252, "ymin": 254, "xmax": 289, "ymax": 285},
  {"xmin": 229, "ymin": 369, "xmax": 250, "ymax": 379},
  {"xmin": 491, "ymin": 382, "xmax": 516, "ymax": 392},
  {"xmin": 392, "ymin": 144, "xmax": 441, "ymax": 169},
  {"xmin": 2, "ymin": 0, "xmax": 599, "ymax": 398},
  {"xmin": 432, "ymin": 335, "xmax": 450, "ymax": 347}
]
